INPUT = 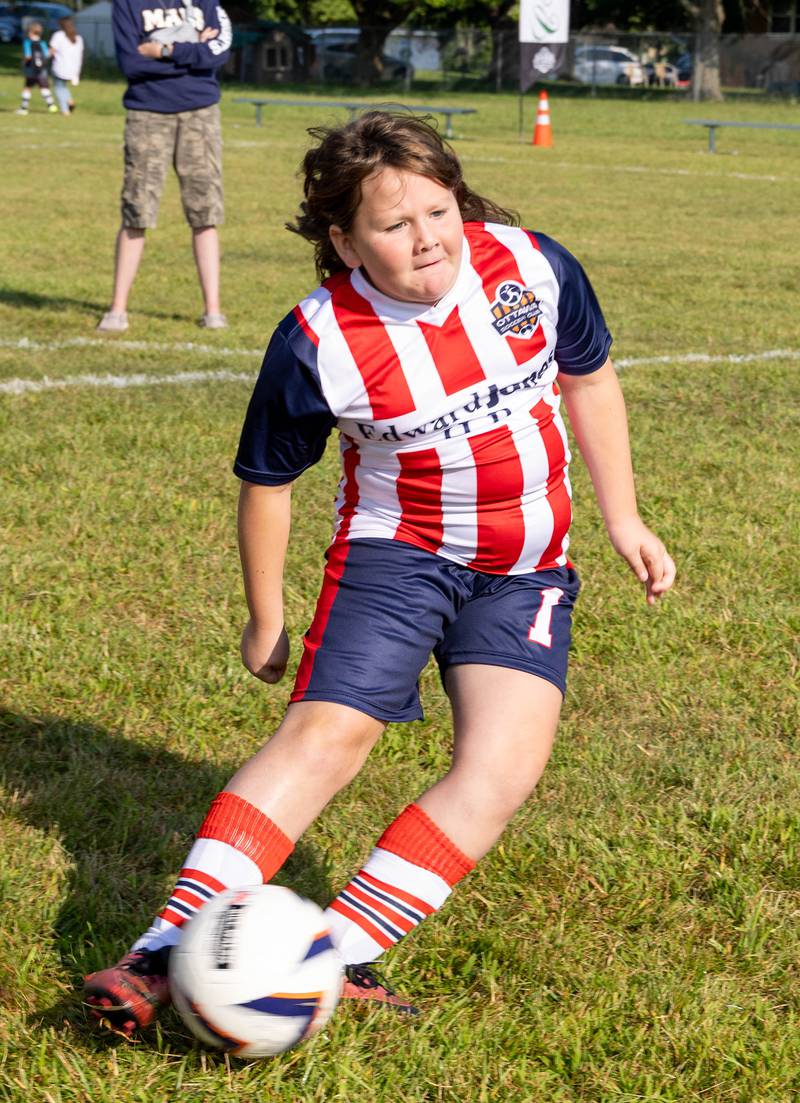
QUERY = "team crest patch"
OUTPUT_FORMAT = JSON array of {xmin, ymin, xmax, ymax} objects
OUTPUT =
[{"xmin": 490, "ymin": 281, "xmax": 542, "ymax": 339}]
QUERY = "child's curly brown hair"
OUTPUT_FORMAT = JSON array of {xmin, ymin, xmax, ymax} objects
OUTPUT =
[{"xmin": 288, "ymin": 110, "xmax": 518, "ymax": 281}]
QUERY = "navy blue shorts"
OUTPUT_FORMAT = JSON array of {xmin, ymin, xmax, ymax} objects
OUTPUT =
[{"xmin": 290, "ymin": 539, "xmax": 580, "ymax": 724}]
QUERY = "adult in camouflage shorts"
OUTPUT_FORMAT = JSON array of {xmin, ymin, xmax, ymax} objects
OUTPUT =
[
  {"xmin": 97, "ymin": 0, "xmax": 232, "ymax": 333},
  {"xmin": 121, "ymin": 104, "xmax": 223, "ymax": 230}
]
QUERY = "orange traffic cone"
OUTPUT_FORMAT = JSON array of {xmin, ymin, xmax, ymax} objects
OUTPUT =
[{"xmin": 532, "ymin": 90, "xmax": 553, "ymax": 147}]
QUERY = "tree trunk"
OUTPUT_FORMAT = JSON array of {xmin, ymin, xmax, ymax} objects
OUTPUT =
[
  {"xmin": 350, "ymin": 1, "xmax": 416, "ymax": 87},
  {"xmin": 691, "ymin": 0, "xmax": 725, "ymax": 101}
]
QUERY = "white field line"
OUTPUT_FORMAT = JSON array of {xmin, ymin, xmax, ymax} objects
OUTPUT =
[
  {"xmin": 7, "ymin": 141, "xmax": 108, "ymax": 150},
  {"xmin": 1, "ymin": 343, "xmax": 798, "ymax": 397},
  {"xmin": 0, "ymin": 337, "xmax": 263, "ymax": 357},
  {"xmin": 0, "ymin": 369, "xmax": 256, "ymax": 396},
  {"xmin": 610, "ymin": 164, "xmax": 781, "ymax": 183},
  {"xmin": 615, "ymin": 348, "xmax": 800, "ymax": 369},
  {"xmin": 462, "ymin": 156, "xmax": 783, "ymax": 183}
]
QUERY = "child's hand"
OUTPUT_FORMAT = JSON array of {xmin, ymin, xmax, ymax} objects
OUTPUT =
[
  {"xmin": 241, "ymin": 619, "xmax": 289, "ymax": 683},
  {"xmin": 607, "ymin": 516, "xmax": 676, "ymax": 605},
  {"xmin": 199, "ymin": 27, "xmax": 219, "ymax": 42}
]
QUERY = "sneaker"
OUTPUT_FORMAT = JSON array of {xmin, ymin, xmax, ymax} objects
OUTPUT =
[
  {"xmin": 84, "ymin": 947, "xmax": 171, "ymax": 1035},
  {"xmin": 96, "ymin": 311, "xmax": 129, "ymax": 333},
  {"xmin": 199, "ymin": 313, "xmax": 228, "ymax": 329},
  {"xmin": 15, "ymin": 107, "xmax": 28, "ymax": 115},
  {"xmin": 340, "ymin": 963, "xmax": 419, "ymax": 1015}
]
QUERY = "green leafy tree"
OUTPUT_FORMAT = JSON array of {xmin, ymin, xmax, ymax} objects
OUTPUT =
[
  {"xmin": 407, "ymin": 0, "xmax": 513, "ymax": 27},
  {"xmin": 572, "ymin": 0, "xmax": 757, "ymax": 30},
  {"xmin": 573, "ymin": 1, "xmax": 686, "ymax": 28},
  {"xmin": 242, "ymin": 0, "xmax": 355, "ymax": 23},
  {"xmin": 347, "ymin": 0, "xmax": 418, "ymax": 83},
  {"xmin": 346, "ymin": 0, "xmax": 520, "ymax": 85},
  {"xmin": 404, "ymin": 0, "xmax": 516, "ymax": 86}
]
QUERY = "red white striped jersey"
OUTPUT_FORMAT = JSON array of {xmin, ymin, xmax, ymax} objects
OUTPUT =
[{"xmin": 235, "ymin": 223, "xmax": 611, "ymax": 575}]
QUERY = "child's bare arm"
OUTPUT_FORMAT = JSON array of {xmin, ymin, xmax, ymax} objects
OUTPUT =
[
  {"xmin": 237, "ymin": 480, "xmax": 293, "ymax": 682},
  {"xmin": 558, "ymin": 359, "xmax": 676, "ymax": 604}
]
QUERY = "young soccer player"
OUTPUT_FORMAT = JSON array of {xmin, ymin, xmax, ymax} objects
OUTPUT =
[
  {"xmin": 16, "ymin": 21, "xmax": 57, "ymax": 115},
  {"xmin": 85, "ymin": 110, "xmax": 675, "ymax": 1033},
  {"xmin": 49, "ymin": 16, "xmax": 84, "ymax": 117}
]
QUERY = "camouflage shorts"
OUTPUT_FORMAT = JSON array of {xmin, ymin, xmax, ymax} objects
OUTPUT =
[{"xmin": 121, "ymin": 104, "xmax": 223, "ymax": 230}]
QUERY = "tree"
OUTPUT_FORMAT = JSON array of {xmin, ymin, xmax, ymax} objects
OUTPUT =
[
  {"xmin": 683, "ymin": 0, "xmax": 725, "ymax": 100},
  {"xmin": 572, "ymin": 0, "xmax": 755, "ymax": 31},
  {"xmin": 243, "ymin": 0, "xmax": 355, "ymax": 23},
  {"xmin": 342, "ymin": 0, "xmax": 415, "ymax": 83},
  {"xmin": 572, "ymin": 0, "xmax": 689, "ymax": 29},
  {"xmin": 574, "ymin": 0, "xmax": 764, "ymax": 102},
  {"xmin": 448, "ymin": 0, "xmax": 518, "ymax": 87},
  {"xmin": 322, "ymin": 0, "xmax": 525, "ymax": 86},
  {"xmin": 683, "ymin": 0, "xmax": 762, "ymax": 100}
]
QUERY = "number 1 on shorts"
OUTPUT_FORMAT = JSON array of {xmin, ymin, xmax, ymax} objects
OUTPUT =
[{"xmin": 528, "ymin": 587, "xmax": 564, "ymax": 648}]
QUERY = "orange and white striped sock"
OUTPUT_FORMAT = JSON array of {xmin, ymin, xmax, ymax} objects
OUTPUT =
[
  {"xmin": 325, "ymin": 803, "xmax": 475, "ymax": 965},
  {"xmin": 132, "ymin": 791, "xmax": 293, "ymax": 953}
]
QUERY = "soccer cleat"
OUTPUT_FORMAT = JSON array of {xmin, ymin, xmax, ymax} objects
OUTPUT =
[
  {"xmin": 340, "ymin": 963, "xmax": 419, "ymax": 1015},
  {"xmin": 83, "ymin": 947, "xmax": 171, "ymax": 1035},
  {"xmin": 96, "ymin": 311, "xmax": 129, "ymax": 333},
  {"xmin": 16, "ymin": 107, "xmax": 29, "ymax": 115}
]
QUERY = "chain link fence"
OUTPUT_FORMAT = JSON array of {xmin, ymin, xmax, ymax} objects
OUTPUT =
[
  {"xmin": 224, "ymin": 25, "xmax": 800, "ymax": 97},
  {"xmin": 72, "ymin": 13, "xmax": 800, "ymax": 97}
]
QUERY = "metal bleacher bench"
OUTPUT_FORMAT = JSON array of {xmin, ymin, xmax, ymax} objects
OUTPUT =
[
  {"xmin": 232, "ymin": 97, "xmax": 477, "ymax": 139},
  {"xmin": 686, "ymin": 118, "xmax": 800, "ymax": 153}
]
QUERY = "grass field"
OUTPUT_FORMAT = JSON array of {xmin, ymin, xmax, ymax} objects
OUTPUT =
[{"xmin": 1, "ymin": 57, "xmax": 799, "ymax": 1102}]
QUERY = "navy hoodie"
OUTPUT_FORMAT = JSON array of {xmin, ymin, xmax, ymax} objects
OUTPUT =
[{"xmin": 113, "ymin": 0, "xmax": 232, "ymax": 113}]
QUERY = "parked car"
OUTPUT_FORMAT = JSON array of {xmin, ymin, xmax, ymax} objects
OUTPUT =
[
  {"xmin": 306, "ymin": 29, "xmax": 413, "ymax": 83},
  {"xmin": 573, "ymin": 45, "xmax": 645, "ymax": 87},
  {"xmin": 16, "ymin": 2, "xmax": 73, "ymax": 37},
  {"xmin": 0, "ymin": 3, "xmax": 20, "ymax": 41}
]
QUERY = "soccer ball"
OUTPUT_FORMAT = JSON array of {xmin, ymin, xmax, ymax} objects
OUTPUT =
[{"xmin": 169, "ymin": 884, "xmax": 343, "ymax": 1057}]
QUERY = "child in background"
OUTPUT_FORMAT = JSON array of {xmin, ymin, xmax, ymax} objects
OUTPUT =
[
  {"xmin": 85, "ymin": 110, "xmax": 675, "ymax": 1034},
  {"xmin": 17, "ymin": 21, "xmax": 57, "ymax": 115},
  {"xmin": 49, "ymin": 16, "xmax": 84, "ymax": 116}
]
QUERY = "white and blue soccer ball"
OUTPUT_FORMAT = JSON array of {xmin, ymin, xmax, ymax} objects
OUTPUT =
[{"xmin": 169, "ymin": 884, "xmax": 343, "ymax": 1057}]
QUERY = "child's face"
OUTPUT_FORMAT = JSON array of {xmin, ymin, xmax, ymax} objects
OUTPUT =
[{"xmin": 330, "ymin": 170, "xmax": 464, "ymax": 305}]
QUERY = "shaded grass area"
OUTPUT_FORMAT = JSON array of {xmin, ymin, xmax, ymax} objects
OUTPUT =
[{"xmin": 1, "ymin": 73, "xmax": 799, "ymax": 1101}]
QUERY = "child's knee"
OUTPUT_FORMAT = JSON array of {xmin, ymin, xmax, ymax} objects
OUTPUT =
[{"xmin": 282, "ymin": 707, "xmax": 380, "ymax": 785}]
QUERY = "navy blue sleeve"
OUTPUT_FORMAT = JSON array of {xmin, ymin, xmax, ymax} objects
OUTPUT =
[
  {"xmin": 113, "ymin": 0, "xmax": 231, "ymax": 80},
  {"xmin": 233, "ymin": 326, "xmax": 337, "ymax": 486},
  {"xmin": 113, "ymin": 0, "xmax": 173, "ymax": 80},
  {"xmin": 171, "ymin": 3, "xmax": 232, "ymax": 71},
  {"xmin": 533, "ymin": 232, "xmax": 612, "ymax": 375}
]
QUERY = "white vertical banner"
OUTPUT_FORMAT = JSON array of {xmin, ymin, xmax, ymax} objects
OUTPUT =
[{"xmin": 519, "ymin": 0, "xmax": 570, "ymax": 89}]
